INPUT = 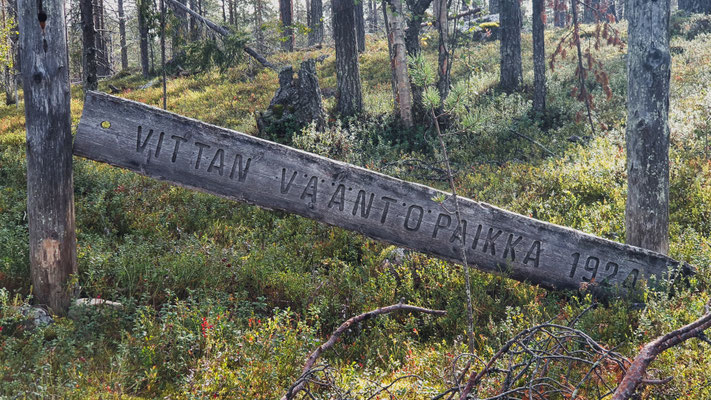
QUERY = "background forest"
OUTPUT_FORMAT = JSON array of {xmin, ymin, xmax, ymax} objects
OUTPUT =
[{"xmin": 1, "ymin": 0, "xmax": 711, "ymax": 398}]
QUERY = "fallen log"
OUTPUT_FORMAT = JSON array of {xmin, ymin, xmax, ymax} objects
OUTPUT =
[
  {"xmin": 74, "ymin": 92, "xmax": 688, "ymax": 299},
  {"xmin": 166, "ymin": 0, "xmax": 277, "ymax": 71}
]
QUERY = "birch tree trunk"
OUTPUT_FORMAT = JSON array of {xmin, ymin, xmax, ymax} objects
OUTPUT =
[
  {"xmin": 18, "ymin": 0, "xmax": 78, "ymax": 315},
  {"xmin": 625, "ymin": 0, "xmax": 671, "ymax": 254},
  {"xmin": 385, "ymin": 0, "xmax": 413, "ymax": 126},
  {"xmin": 333, "ymin": 0, "xmax": 363, "ymax": 116}
]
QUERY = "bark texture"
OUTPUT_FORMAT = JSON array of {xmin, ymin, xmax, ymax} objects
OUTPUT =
[
  {"xmin": 2, "ymin": 0, "xmax": 17, "ymax": 105},
  {"xmin": 532, "ymin": 0, "xmax": 546, "ymax": 113},
  {"xmin": 435, "ymin": 0, "xmax": 449, "ymax": 102},
  {"xmin": 279, "ymin": 0, "xmax": 294, "ymax": 51},
  {"xmin": 356, "ymin": 0, "xmax": 366, "ymax": 52},
  {"xmin": 94, "ymin": 0, "xmax": 110, "ymax": 75},
  {"xmin": 678, "ymin": 0, "xmax": 711, "ymax": 14},
  {"xmin": 499, "ymin": 0, "xmax": 522, "ymax": 93},
  {"xmin": 256, "ymin": 59, "xmax": 326, "ymax": 139},
  {"xmin": 80, "ymin": 0, "xmax": 98, "ymax": 90},
  {"xmin": 625, "ymin": 0, "xmax": 671, "ymax": 255},
  {"xmin": 118, "ymin": 0, "xmax": 128, "ymax": 70},
  {"xmin": 554, "ymin": 0, "xmax": 567, "ymax": 27},
  {"xmin": 308, "ymin": 0, "xmax": 323, "ymax": 45},
  {"xmin": 138, "ymin": 0, "xmax": 151, "ymax": 76},
  {"xmin": 18, "ymin": 0, "xmax": 78, "ymax": 314},
  {"xmin": 333, "ymin": 0, "xmax": 363, "ymax": 116},
  {"xmin": 385, "ymin": 0, "xmax": 413, "ymax": 126},
  {"xmin": 489, "ymin": 0, "xmax": 499, "ymax": 14},
  {"xmin": 404, "ymin": 0, "xmax": 432, "ymax": 57}
]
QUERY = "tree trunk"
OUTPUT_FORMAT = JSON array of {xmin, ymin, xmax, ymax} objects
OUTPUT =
[
  {"xmin": 499, "ymin": 0, "xmax": 522, "ymax": 92},
  {"xmin": 189, "ymin": 0, "xmax": 199, "ymax": 39},
  {"xmin": 625, "ymin": 0, "xmax": 671, "ymax": 254},
  {"xmin": 308, "ymin": 0, "xmax": 323, "ymax": 45},
  {"xmin": 356, "ymin": 0, "xmax": 366, "ymax": 52},
  {"xmin": 370, "ymin": 0, "xmax": 378, "ymax": 32},
  {"xmin": 490, "ymin": 0, "xmax": 499, "ymax": 14},
  {"xmin": 118, "ymin": 0, "xmax": 128, "ymax": 70},
  {"xmin": 255, "ymin": 0, "xmax": 265, "ymax": 52},
  {"xmin": 228, "ymin": 0, "xmax": 234, "ymax": 24},
  {"xmin": 435, "ymin": 0, "xmax": 449, "ymax": 103},
  {"xmin": 2, "ymin": 0, "xmax": 16, "ymax": 105},
  {"xmin": 333, "ymin": 0, "xmax": 363, "ymax": 116},
  {"xmin": 138, "ymin": 0, "xmax": 151, "ymax": 77},
  {"xmin": 385, "ymin": 0, "xmax": 413, "ymax": 126},
  {"xmin": 679, "ymin": 0, "xmax": 711, "ymax": 13},
  {"xmin": 404, "ymin": 0, "xmax": 433, "ymax": 57},
  {"xmin": 554, "ymin": 0, "xmax": 567, "ymax": 27},
  {"xmin": 18, "ymin": 0, "xmax": 78, "ymax": 315},
  {"xmin": 95, "ymin": 0, "xmax": 110, "ymax": 75},
  {"xmin": 80, "ymin": 0, "xmax": 98, "ymax": 90},
  {"xmin": 583, "ymin": 0, "xmax": 600, "ymax": 23},
  {"xmin": 280, "ymin": 0, "xmax": 294, "ymax": 51},
  {"xmin": 532, "ymin": 0, "xmax": 546, "ymax": 113}
]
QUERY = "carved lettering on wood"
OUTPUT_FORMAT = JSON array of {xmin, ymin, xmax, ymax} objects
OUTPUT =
[{"xmin": 74, "ymin": 92, "xmax": 685, "ymax": 298}]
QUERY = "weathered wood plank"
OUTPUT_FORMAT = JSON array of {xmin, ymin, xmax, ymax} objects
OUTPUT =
[
  {"xmin": 19, "ymin": 0, "xmax": 78, "ymax": 314},
  {"xmin": 74, "ymin": 91, "xmax": 684, "ymax": 298}
]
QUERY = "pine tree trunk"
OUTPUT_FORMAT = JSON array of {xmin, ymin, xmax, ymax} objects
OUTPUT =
[
  {"xmin": 189, "ymin": 0, "xmax": 199, "ymax": 40},
  {"xmin": 583, "ymin": 0, "xmax": 601, "ymax": 22},
  {"xmin": 333, "ymin": 0, "xmax": 363, "ymax": 116},
  {"xmin": 118, "ymin": 0, "xmax": 128, "ymax": 70},
  {"xmin": 370, "ymin": 0, "xmax": 378, "ymax": 32},
  {"xmin": 308, "ymin": 0, "xmax": 323, "ymax": 45},
  {"xmin": 18, "ymin": 0, "xmax": 78, "ymax": 315},
  {"xmin": 625, "ymin": 0, "xmax": 671, "ymax": 254},
  {"xmin": 255, "ymin": 0, "xmax": 265, "ymax": 52},
  {"xmin": 499, "ymin": 0, "xmax": 522, "ymax": 92},
  {"xmin": 385, "ymin": 0, "xmax": 413, "ymax": 126},
  {"xmin": 80, "ymin": 0, "xmax": 98, "ymax": 90},
  {"xmin": 435, "ymin": 0, "xmax": 449, "ymax": 102},
  {"xmin": 228, "ymin": 0, "xmax": 234, "ymax": 24},
  {"xmin": 138, "ymin": 0, "xmax": 151, "ymax": 77},
  {"xmin": 554, "ymin": 0, "xmax": 567, "ymax": 27},
  {"xmin": 490, "ymin": 0, "xmax": 499, "ymax": 14},
  {"xmin": 679, "ymin": 0, "xmax": 711, "ymax": 13},
  {"xmin": 532, "ymin": 0, "xmax": 546, "ymax": 113},
  {"xmin": 280, "ymin": 0, "xmax": 294, "ymax": 51},
  {"xmin": 1, "ymin": 0, "xmax": 16, "ymax": 105},
  {"xmin": 404, "ymin": 0, "xmax": 432, "ymax": 56},
  {"xmin": 356, "ymin": 0, "xmax": 366, "ymax": 52}
]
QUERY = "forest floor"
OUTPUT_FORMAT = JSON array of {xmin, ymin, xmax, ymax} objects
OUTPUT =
[{"xmin": 1, "ymin": 13, "xmax": 711, "ymax": 399}]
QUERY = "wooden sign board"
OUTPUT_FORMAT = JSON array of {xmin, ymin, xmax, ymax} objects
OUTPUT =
[{"xmin": 74, "ymin": 92, "xmax": 683, "ymax": 298}]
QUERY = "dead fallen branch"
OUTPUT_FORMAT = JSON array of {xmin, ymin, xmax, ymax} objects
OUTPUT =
[
  {"xmin": 457, "ymin": 321, "xmax": 629, "ymax": 400},
  {"xmin": 611, "ymin": 304, "xmax": 711, "ymax": 400},
  {"xmin": 282, "ymin": 303, "xmax": 446, "ymax": 400},
  {"xmin": 166, "ymin": 0, "xmax": 277, "ymax": 70}
]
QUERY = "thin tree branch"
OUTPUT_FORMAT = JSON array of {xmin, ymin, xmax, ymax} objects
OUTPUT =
[{"xmin": 283, "ymin": 303, "xmax": 446, "ymax": 400}]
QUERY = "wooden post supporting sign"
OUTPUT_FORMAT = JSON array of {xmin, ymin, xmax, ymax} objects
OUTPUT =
[{"xmin": 18, "ymin": 0, "xmax": 78, "ymax": 314}]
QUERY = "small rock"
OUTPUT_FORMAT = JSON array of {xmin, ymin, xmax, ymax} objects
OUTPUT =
[{"xmin": 74, "ymin": 298, "xmax": 124, "ymax": 308}]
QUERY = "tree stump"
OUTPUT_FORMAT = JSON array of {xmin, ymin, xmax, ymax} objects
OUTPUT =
[{"xmin": 257, "ymin": 58, "xmax": 326, "ymax": 144}]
